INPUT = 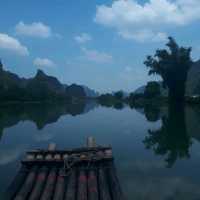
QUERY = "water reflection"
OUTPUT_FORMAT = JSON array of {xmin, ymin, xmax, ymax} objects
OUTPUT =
[
  {"xmin": 0, "ymin": 101, "xmax": 98, "ymax": 139},
  {"xmin": 143, "ymin": 104, "xmax": 192, "ymax": 167},
  {"xmin": 1, "ymin": 102, "xmax": 200, "ymax": 199}
]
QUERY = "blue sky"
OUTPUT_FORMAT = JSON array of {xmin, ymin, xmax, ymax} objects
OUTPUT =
[{"xmin": 0, "ymin": 0, "xmax": 200, "ymax": 92}]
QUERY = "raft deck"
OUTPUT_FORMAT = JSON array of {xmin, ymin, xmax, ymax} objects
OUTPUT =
[{"xmin": 5, "ymin": 139, "xmax": 124, "ymax": 200}]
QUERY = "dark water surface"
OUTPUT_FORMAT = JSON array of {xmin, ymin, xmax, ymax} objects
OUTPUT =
[{"xmin": 0, "ymin": 101, "xmax": 200, "ymax": 199}]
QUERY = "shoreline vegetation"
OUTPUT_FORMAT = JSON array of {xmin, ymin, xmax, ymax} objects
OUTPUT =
[{"xmin": 1, "ymin": 37, "xmax": 200, "ymax": 107}]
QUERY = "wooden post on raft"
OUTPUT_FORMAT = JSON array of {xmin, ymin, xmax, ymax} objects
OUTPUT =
[
  {"xmin": 45, "ymin": 143, "xmax": 56, "ymax": 160},
  {"xmin": 48, "ymin": 143, "xmax": 56, "ymax": 151},
  {"xmin": 87, "ymin": 136, "xmax": 96, "ymax": 148}
]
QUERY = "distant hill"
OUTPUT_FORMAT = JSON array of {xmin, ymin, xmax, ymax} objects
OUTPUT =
[
  {"xmin": 66, "ymin": 84, "xmax": 86, "ymax": 99},
  {"xmin": 0, "ymin": 62, "xmax": 25, "ymax": 90},
  {"xmin": 0, "ymin": 61, "xmax": 95, "ymax": 102},
  {"xmin": 26, "ymin": 70, "xmax": 66, "ymax": 100},
  {"xmin": 111, "ymin": 90, "xmax": 129, "ymax": 98},
  {"xmin": 82, "ymin": 86, "xmax": 99, "ymax": 98}
]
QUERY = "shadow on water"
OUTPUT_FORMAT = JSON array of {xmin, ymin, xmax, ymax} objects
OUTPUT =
[
  {"xmin": 143, "ymin": 104, "xmax": 193, "ymax": 168},
  {"xmin": 0, "ymin": 101, "xmax": 98, "ymax": 140}
]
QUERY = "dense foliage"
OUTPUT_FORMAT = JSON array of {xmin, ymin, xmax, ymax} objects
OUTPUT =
[
  {"xmin": 144, "ymin": 37, "xmax": 192, "ymax": 103},
  {"xmin": 144, "ymin": 81, "xmax": 161, "ymax": 99}
]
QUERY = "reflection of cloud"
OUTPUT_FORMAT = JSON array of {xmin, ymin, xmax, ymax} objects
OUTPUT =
[
  {"xmin": 119, "ymin": 159, "xmax": 200, "ymax": 199},
  {"xmin": 124, "ymin": 129, "xmax": 132, "ymax": 135},
  {"xmin": 34, "ymin": 131, "xmax": 55, "ymax": 142},
  {"xmin": 120, "ymin": 159, "xmax": 164, "ymax": 172},
  {"xmin": 0, "ymin": 147, "xmax": 24, "ymax": 165},
  {"xmin": 124, "ymin": 176, "xmax": 200, "ymax": 200}
]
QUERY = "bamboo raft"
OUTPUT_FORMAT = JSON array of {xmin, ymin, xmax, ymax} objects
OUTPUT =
[{"xmin": 4, "ymin": 138, "xmax": 124, "ymax": 200}]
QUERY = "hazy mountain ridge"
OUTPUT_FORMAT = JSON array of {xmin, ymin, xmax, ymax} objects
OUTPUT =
[
  {"xmin": 0, "ymin": 62, "xmax": 95, "ymax": 101},
  {"xmin": 82, "ymin": 85, "xmax": 99, "ymax": 97}
]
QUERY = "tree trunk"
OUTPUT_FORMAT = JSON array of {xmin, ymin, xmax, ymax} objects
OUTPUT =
[{"xmin": 168, "ymin": 82, "xmax": 185, "ymax": 105}]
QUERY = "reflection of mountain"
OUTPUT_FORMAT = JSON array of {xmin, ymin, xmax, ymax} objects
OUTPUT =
[{"xmin": 0, "ymin": 101, "xmax": 97, "ymax": 139}]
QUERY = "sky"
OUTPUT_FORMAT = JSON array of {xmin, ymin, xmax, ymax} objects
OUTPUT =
[{"xmin": 0, "ymin": 0, "xmax": 200, "ymax": 93}]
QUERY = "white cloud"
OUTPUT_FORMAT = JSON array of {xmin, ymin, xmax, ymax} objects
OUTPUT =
[
  {"xmin": 95, "ymin": 0, "xmax": 200, "ymax": 42},
  {"xmin": 0, "ymin": 33, "xmax": 29, "ymax": 56},
  {"xmin": 33, "ymin": 57, "xmax": 56, "ymax": 68},
  {"xmin": 75, "ymin": 33, "xmax": 92, "ymax": 44},
  {"xmin": 81, "ymin": 47, "xmax": 113, "ymax": 63},
  {"xmin": 16, "ymin": 21, "xmax": 52, "ymax": 38},
  {"xmin": 120, "ymin": 30, "xmax": 167, "ymax": 43}
]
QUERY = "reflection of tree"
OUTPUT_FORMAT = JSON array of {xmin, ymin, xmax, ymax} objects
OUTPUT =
[
  {"xmin": 143, "ymin": 104, "xmax": 192, "ymax": 168},
  {"xmin": 113, "ymin": 102, "xmax": 124, "ymax": 110},
  {"xmin": 0, "ymin": 101, "xmax": 96, "ymax": 140},
  {"xmin": 144, "ymin": 105, "xmax": 161, "ymax": 122}
]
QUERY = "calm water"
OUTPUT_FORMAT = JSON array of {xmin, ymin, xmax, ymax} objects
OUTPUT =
[{"xmin": 1, "ymin": 101, "xmax": 200, "ymax": 199}]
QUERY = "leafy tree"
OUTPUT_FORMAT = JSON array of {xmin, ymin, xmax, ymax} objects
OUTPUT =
[
  {"xmin": 144, "ymin": 37, "xmax": 192, "ymax": 103},
  {"xmin": 114, "ymin": 91, "xmax": 123, "ymax": 100},
  {"xmin": 98, "ymin": 93, "xmax": 115, "ymax": 107},
  {"xmin": 144, "ymin": 81, "xmax": 161, "ymax": 98},
  {"xmin": 0, "ymin": 59, "xmax": 3, "ymax": 70}
]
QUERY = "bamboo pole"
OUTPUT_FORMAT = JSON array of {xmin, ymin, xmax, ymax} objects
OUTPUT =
[
  {"xmin": 64, "ymin": 170, "xmax": 76, "ymax": 200},
  {"xmin": 107, "ymin": 163, "xmax": 124, "ymax": 200},
  {"xmin": 98, "ymin": 168, "xmax": 111, "ymax": 200},
  {"xmin": 29, "ymin": 167, "xmax": 48, "ymax": 200},
  {"xmin": 88, "ymin": 170, "xmax": 98, "ymax": 200},
  {"xmin": 14, "ymin": 166, "xmax": 38, "ymax": 200},
  {"xmin": 53, "ymin": 169, "xmax": 65, "ymax": 200},
  {"xmin": 77, "ymin": 170, "xmax": 87, "ymax": 200},
  {"xmin": 87, "ymin": 137, "xmax": 96, "ymax": 148},
  {"xmin": 40, "ymin": 168, "xmax": 57, "ymax": 200}
]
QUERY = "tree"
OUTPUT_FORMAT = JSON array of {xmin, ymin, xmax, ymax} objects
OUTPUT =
[
  {"xmin": 144, "ymin": 37, "xmax": 192, "ymax": 103},
  {"xmin": 144, "ymin": 81, "xmax": 161, "ymax": 98},
  {"xmin": 0, "ymin": 59, "xmax": 3, "ymax": 70},
  {"xmin": 114, "ymin": 91, "xmax": 123, "ymax": 100}
]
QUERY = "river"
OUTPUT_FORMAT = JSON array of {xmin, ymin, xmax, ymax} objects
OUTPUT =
[{"xmin": 0, "ymin": 101, "xmax": 200, "ymax": 199}]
